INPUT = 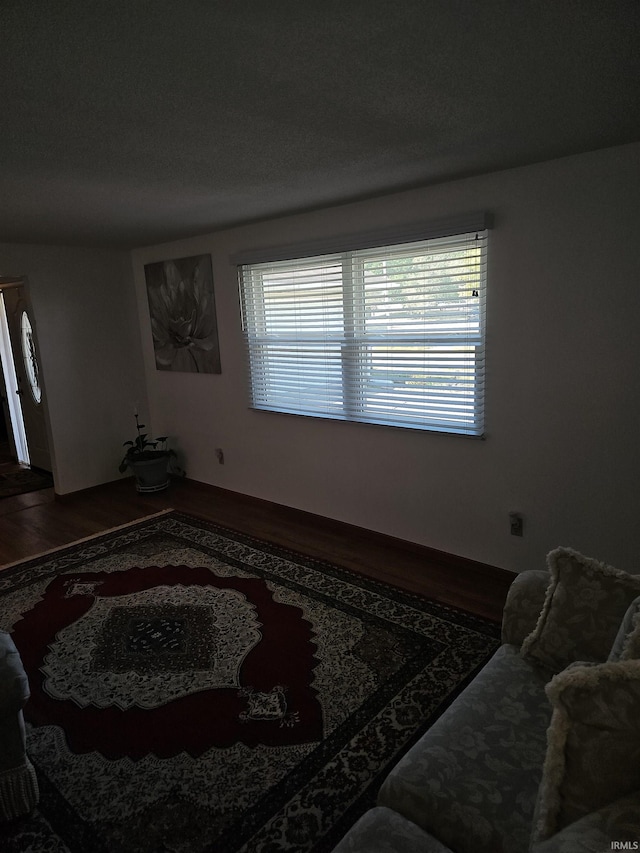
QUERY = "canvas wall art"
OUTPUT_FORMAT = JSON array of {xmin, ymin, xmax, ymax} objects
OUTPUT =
[{"xmin": 144, "ymin": 254, "xmax": 221, "ymax": 374}]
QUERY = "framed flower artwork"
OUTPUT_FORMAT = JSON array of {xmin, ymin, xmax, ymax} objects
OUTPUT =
[{"xmin": 144, "ymin": 254, "xmax": 221, "ymax": 374}]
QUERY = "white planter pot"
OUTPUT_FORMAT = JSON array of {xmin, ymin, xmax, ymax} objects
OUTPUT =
[{"xmin": 129, "ymin": 452, "xmax": 171, "ymax": 493}]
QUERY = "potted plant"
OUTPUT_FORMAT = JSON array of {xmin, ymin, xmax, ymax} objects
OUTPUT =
[{"xmin": 119, "ymin": 415, "xmax": 182, "ymax": 493}]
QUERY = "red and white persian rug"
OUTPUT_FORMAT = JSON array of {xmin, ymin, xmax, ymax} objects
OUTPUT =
[{"xmin": 0, "ymin": 511, "xmax": 499, "ymax": 852}]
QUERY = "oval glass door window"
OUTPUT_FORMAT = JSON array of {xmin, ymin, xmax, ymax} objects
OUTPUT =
[{"xmin": 20, "ymin": 311, "xmax": 42, "ymax": 404}]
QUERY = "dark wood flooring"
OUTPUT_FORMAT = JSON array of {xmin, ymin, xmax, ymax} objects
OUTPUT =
[{"xmin": 0, "ymin": 476, "xmax": 514, "ymax": 622}]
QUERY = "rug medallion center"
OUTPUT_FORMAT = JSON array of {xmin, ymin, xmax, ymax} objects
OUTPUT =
[
  {"xmin": 41, "ymin": 585, "xmax": 262, "ymax": 710},
  {"xmin": 94, "ymin": 604, "xmax": 216, "ymax": 672}
]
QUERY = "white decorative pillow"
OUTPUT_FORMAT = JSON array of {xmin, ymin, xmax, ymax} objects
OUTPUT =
[
  {"xmin": 533, "ymin": 659, "xmax": 640, "ymax": 843},
  {"xmin": 521, "ymin": 548, "xmax": 640, "ymax": 672}
]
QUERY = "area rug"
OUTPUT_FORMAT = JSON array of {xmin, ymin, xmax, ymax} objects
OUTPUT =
[
  {"xmin": 0, "ymin": 511, "xmax": 500, "ymax": 853},
  {"xmin": 0, "ymin": 467, "xmax": 53, "ymax": 499}
]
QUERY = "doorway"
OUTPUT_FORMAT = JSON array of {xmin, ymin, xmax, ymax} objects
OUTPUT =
[{"xmin": 0, "ymin": 277, "xmax": 53, "ymax": 497}]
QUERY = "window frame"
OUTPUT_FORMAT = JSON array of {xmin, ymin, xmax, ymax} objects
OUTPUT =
[{"xmin": 238, "ymin": 221, "xmax": 488, "ymax": 437}]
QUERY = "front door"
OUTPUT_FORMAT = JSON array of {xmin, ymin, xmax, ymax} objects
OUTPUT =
[{"xmin": 1, "ymin": 286, "xmax": 52, "ymax": 472}]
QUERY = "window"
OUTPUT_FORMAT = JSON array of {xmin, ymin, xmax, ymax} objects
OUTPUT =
[
  {"xmin": 239, "ymin": 228, "xmax": 487, "ymax": 436},
  {"xmin": 20, "ymin": 310, "xmax": 42, "ymax": 404}
]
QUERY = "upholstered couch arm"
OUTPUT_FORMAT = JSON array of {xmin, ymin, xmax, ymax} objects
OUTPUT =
[
  {"xmin": 0, "ymin": 633, "xmax": 30, "ymax": 714},
  {"xmin": 501, "ymin": 570, "xmax": 550, "ymax": 647},
  {"xmin": 331, "ymin": 806, "xmax": 453, "ymax": 853},
  {"xmin": 0, "ymin": 631, "xmax": 39, "ymax": 820}
]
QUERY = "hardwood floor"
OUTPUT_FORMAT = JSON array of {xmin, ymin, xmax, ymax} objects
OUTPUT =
[
  {"xmin": 0, "ymin": 445, "xmax": 16, "ymax": 467},
  {"xmin": 0, "ymin": 476, "xmax": 514, "ymax": 622}
]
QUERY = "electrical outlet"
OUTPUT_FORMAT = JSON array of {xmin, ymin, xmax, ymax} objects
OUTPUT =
[
  {"xmin": 509, "ymin": 512, "xmax": 524, "ymax": 537},
  {"xmin": 215, "ymin": 448, "xmax": 224, "ymax": 464}
]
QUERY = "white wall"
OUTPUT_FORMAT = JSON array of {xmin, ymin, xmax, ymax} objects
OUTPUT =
[
  {"xmin": 0, "ymin": 244, "xmax": 148, "ymax": 494},
  {"xmin": 132, "ymin": 143, "xmax": 640, "ymax": 574}
]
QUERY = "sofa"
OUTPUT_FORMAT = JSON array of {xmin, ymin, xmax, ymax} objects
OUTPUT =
[{"xmin": 333, "ymin": 547, "xmax": 640, "ymax": 853}]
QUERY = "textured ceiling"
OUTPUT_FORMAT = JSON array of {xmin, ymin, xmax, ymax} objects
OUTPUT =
[{"xmin": 1, "ymin": 0, "xmax": 639, "ymax": 249}]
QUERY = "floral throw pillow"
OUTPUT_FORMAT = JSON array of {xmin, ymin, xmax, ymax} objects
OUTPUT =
[
  {"xmin": 521, "ymin": 548, "xmax": 640, "ymax": 672},
  {"xmin": 532, "ymin": 659, "xmax": 640, "ymax": 842}
]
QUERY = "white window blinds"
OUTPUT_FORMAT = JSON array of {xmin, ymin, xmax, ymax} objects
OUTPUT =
[{"xmin": 239, "ymin": 228, "xmax": 487, "ymax": 436}]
